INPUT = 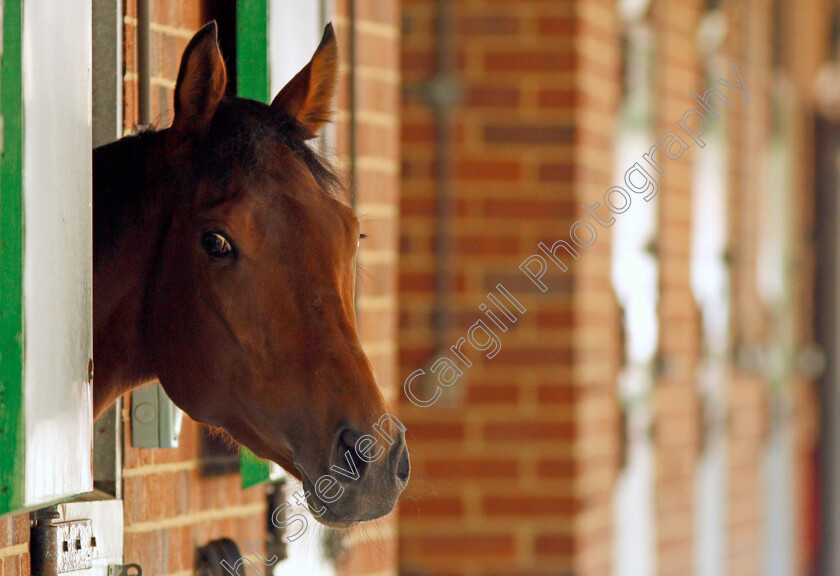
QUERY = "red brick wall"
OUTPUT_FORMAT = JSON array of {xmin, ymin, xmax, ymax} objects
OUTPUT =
[
  {"xmin": 398, "ymin": 1, "xmax": 621, "ymax": 574},
  {"xmin": 0, "ymin": 517, "xmax": 29, "ymax": 576},
  {"xmin": 123, "ymin": 0, "xmax": 202, "ymax": 132},
  {"xmin": 121, "ymin": 423, "xmax": 267, "ymax": 574}
]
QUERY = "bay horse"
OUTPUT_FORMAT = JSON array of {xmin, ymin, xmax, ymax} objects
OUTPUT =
[{"xmin": 92, "ymin": 22, "xmax": 408, "ymax": 524}]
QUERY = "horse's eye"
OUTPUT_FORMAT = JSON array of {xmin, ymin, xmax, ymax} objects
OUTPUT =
[{"xmin": 201, "ymin": 231, "xmax": 235, "ymax": 258}]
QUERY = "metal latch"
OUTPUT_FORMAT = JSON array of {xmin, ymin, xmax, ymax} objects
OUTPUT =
[
  {"xmin": 31, "ymin": 509, "xmax": 95, "ymax": 573},
  {"xmin": 56, "ymin": 520, "xmax": 95, "ymax": 572},
  {"xmin": 32, "ymin": 500, "xmax": 125, "ymax": 575}
]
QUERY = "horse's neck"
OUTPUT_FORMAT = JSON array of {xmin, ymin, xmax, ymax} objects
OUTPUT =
[{"xmin": 92, "ymin": 131, "xmax": 169, "ymax": 414}]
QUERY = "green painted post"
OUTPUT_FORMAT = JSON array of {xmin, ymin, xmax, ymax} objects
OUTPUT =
[
  {"xmin": 0, "ymin": 0, "xmax": 26, "ymax": 516},
  {"xmin": 236, "ymin": 0, "xmax": 270, "ymax": 103},
  {"xmin": 236, "ymin": 0, "xmax": 273, "ymax": 489},
  {"xmin": 0, "ymin": 0, "xmax": 94, "ymax": 516}
]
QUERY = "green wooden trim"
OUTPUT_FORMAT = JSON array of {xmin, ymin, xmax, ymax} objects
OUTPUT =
[
  {"xmin": 236, "ymin": 0, "xmax": 270, "ymax": 103},
  {"xmin": 236, "ymin": 0, "xmax": 272, "ymax": 488},
  {"xmin": 239, "ymin": 446, "xmax": 271, "ymax": 489},
  {"xmin": 0, "ymin": 0, "xmax": 26, "ymax": 515}
]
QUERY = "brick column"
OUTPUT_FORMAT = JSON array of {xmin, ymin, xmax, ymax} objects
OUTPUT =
[
  {"xmin": 786, "ymin": 1, "xmax": 828, "ymax": 573},
  {"xmin": 725, "ymin": 1, "xmax": 772, "ymax": 575},
  {"xmin": 398, "ymin": 1, "xmax": 621, "ymax": 574},
  {"xmin": 571, "ymin": 1, "xmax": 622, "ymax": 575},
  {"xmin": 651, "ymin": 1, "xmax": 703, "ymax": 575}
]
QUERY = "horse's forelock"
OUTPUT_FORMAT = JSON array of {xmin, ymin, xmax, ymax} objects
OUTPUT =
[{"xmin": 199, "ymin": 98, "xmax": 343, "ymax": 203}]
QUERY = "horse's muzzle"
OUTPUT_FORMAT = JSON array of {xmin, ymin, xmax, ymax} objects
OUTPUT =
[{"xmin": 301, "ymin": 423, "xmax": 410, "ymax": 524}]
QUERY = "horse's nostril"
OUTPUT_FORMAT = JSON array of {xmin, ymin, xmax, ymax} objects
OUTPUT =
[
  {"xmin": 334, "ymin": 427, "xmax": 368, "ymax": 481},
  {"xmin": 390, "ymin": 435, "xmax": 410, "ymax": 485},
  {"xmin": 395, "ymin": 448, "xmax": 410, "ymax": 484}
]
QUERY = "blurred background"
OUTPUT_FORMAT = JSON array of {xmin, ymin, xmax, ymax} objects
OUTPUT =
[
  {"xmin": 4, "ymin": 0, "xmax": 840, "ymax": 575},
  {"xmin": 398, "ymin": 1, "xmax": 832, "ymax": 575}
]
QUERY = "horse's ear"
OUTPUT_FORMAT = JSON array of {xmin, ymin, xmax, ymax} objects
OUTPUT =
[
  {"xmin": 271, "ymin": 23, "xmax": 338, "ymax": 137},
  {"xmin": 172, "ymin": 21, "xmax": 227, "ymax": 135}
]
